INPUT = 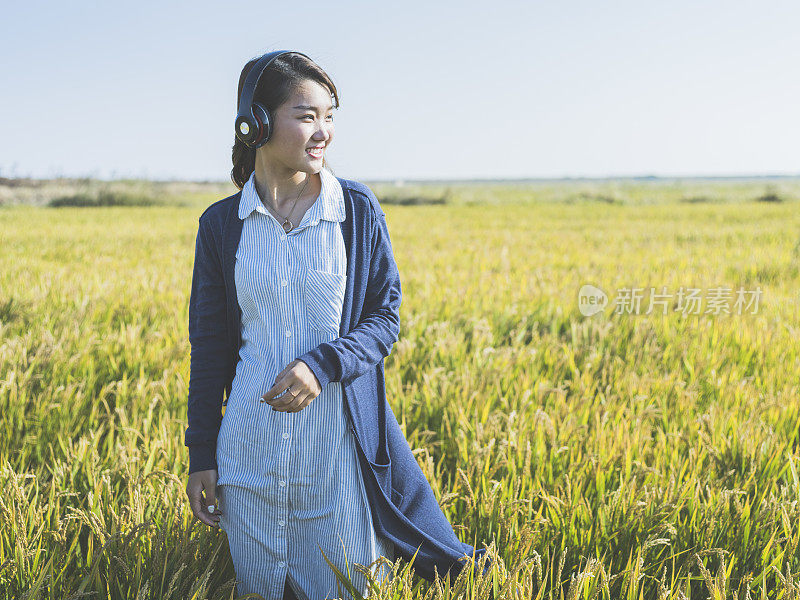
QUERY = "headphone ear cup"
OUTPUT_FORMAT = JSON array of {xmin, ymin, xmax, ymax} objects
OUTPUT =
[{"xmin": 251, "ymin": 102, "xmax": 272, "ymax": 148}]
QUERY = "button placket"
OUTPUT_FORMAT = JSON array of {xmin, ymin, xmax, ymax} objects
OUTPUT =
[
  {"xmin": 269, "ymin": 220, "xmax": 293, "ymax": 355},
  {"xmin": 276, "ymin": 414, "xmax": 291, "ymax": 568}
]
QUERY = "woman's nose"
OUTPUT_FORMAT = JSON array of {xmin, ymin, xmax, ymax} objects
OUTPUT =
[{"xmin": 314, "ymin": 123, "xmax": 332, "ymax": 141}]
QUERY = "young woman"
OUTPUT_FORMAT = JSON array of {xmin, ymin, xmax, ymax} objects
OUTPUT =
[{"xmin": 185, "ymin": 51, "xmax": 489, "ymax": 600}]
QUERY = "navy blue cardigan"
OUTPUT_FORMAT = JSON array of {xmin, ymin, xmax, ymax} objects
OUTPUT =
[{"xmin": 185, "ymin": 176, "xmax": 491, "ymax": 581}]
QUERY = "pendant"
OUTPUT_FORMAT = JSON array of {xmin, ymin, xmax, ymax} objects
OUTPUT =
[{"xmin": 281, "ymin": 218, "xmax": 293, "ymax": 233}]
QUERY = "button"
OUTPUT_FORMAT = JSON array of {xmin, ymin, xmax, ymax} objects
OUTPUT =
[
  {"xmin": 282, "ymin": 432, "xmax": 290, "ymax": 439},
  {"xmin": 279, "ymin": 479, "xmax": 286, "ymax": 486},
  {"xmin": 281, "ymin": 279, "xmax": 288, "ymax": 286},
  {"xmin": 278, "ymin": 519, "xmax": 285, "ymax": 527},
  {"xmin": 278, "ymin": 561, "xmax": 286, "ymax": 568},
  {"xmin": 285, "ymin": 330, "xmax": 291, "ymax": 337}
]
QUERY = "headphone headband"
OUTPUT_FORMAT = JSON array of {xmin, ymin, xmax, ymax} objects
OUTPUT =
[{"xmin": 235, "ymin": 50, "xmax": 312, "ymax": 147}]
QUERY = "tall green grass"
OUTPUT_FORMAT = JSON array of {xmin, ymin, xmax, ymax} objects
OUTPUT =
[{"xmin": 1, "ymin": 182, "xmax": 799, "ymax": 599}]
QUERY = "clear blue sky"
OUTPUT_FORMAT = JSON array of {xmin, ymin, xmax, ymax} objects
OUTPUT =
[{"xmin": 1, "ymin": 0, "xmax": 797, "ymax": 181}]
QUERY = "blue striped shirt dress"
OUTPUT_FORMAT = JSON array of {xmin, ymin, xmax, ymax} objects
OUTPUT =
[{"xmin": 215, "ymin": 167, "xmax": 395, "ymax": 600}]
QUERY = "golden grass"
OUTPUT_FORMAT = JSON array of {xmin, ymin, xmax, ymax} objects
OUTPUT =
[{"xmin": 1, "ymin": 179, "xmax": 799, "ymax": 598}]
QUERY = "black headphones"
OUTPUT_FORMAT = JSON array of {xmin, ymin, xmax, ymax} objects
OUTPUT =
[{"xmin": 234, "ymin": 50, "xmax": 312, "ymax": 149}]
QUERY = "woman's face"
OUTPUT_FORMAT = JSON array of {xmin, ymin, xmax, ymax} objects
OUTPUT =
[{"xmin": 261, "ymin": 79, "xmax": 335, "ymax": 175}]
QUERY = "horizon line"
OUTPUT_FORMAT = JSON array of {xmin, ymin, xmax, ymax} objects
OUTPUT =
[{"xmin": 2, "ymin": 172, "xmax": 800, "ymax": 185}]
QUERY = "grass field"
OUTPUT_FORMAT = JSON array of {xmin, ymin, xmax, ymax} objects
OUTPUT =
[{"xmin": 1, "ymin": 177, "xmax": 800, "ymax": 599}]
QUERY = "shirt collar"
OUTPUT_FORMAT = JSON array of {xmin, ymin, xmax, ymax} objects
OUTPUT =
[{"xmin": 238, "ymin": 167, "xmax": 346, "ymax": 225}]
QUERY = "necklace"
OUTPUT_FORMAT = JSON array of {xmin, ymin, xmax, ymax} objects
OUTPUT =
[{"xmin": 261, "ymin": 174, "xmax": 310, "ymax": 233}]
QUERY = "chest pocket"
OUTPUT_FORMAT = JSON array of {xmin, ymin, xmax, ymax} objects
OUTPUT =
[{"xmin": 304, "ymin": 267, "xmax": 347, "ymax": 335}]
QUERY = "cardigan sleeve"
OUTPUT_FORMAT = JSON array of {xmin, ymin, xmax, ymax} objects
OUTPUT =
[
  {"xmin": 297, "ymin": 208, "xmax": 402, "ymax": 389},
  {"xmin": 184, "ymin": 215, "xmax": 231, "ymax": 474}
]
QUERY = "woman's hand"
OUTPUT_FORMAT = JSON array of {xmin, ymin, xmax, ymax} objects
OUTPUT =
[
  {"xmin": 261, "ymin": 359, "xmax": 322, "ymax": 412},
  {"xmin": 186, "ymin": 469, "xmax": 222, "ymax": 527}
]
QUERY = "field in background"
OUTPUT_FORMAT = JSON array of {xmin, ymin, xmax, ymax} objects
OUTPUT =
[
  {"xmin": 1, "ymin": 177, "xmax": 800, "ymax": 599},
  {"xmin": 3, "ymin": 174, "xmax": 800, "ymax": 208}
]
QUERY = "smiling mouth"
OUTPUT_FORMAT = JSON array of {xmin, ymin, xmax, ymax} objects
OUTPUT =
[{"xmin": 306, "ymin": 147, "xmax": 324, "ymax": 158}]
